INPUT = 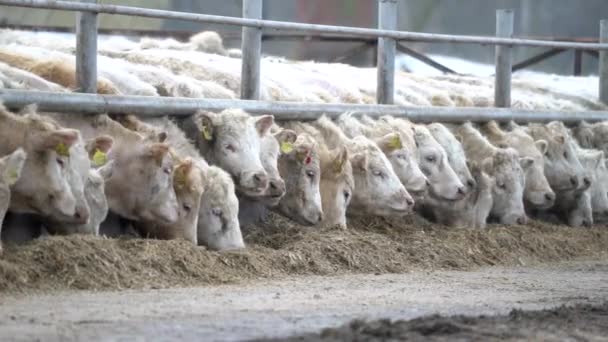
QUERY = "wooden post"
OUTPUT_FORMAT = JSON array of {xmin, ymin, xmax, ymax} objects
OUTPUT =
[
  {"xmin": 76, "ymin": 0, "xmax": 98, "ymax": 93},
  {"xmin": 376, "ymin": 0, "xmax": 397, "ymax": 104},
  {"xmin": 241, "ymin": 0, "xmax": 262, "ymax": 100},
  {"xmin": 599, "ymin": 20, "xmax": 608, "ymax": 104},
  {"xmin": 494, "ymin": 9, "xmax": 514, "ymax": 108}
]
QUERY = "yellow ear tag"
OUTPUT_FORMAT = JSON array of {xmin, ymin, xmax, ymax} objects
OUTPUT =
[
  {"xmin": 388, "ymin": 135, "xmax": 402, "ymax": 149},
  {"xmin": 55, "ymin": 142, "xmax": 70, "ymax": 157},
  {"xmin": 202, "ymin": 125, "xmax": 212, "ymax": 141},
  {"xmin": 280, "ymin": 141, "xmax": 294, "ymax": 154},
  {"xmin": 6, "ymin": 167, "xmax": 19, "ymax": 185},
  {"xmin": 92, "ymin": 149, "xmax": 107, "ymax": 167}
]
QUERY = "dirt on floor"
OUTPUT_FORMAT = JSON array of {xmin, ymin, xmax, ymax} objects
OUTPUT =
[
  {"xmin": 280, "ymin": 303, "xmax": 608, "ymax": 342},
  {"xmin": 0, "ymin": 212, "xmax": 607, "ymax": 293},
  {"xmin": 1, "ymin": 261, "xmax": 606, "ymax": 341}
]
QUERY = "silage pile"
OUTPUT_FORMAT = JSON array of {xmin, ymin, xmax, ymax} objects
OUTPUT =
[{"xmin": 1, "ymin": 213, "xmax": 606, "ymax": 293}]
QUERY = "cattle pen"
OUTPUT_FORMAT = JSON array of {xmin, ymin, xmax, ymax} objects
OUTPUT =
[
  {"xmin": 1, "ymin": 1, "xmax": 608, "ymax": 341},
  {"xmin": 1, "ymin": 0, "xmax": 608, "ymax": 122}
]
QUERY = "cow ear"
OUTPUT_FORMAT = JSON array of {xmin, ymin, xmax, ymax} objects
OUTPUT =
[
  {"xmin": 157, "ymin": 131, "xmax": 168, "ymax": 143},
  {"xmin": 144, "ymin": 143, "xmax": 171, "ymax": 167},
  {"xmin": 89, "ymin": 135, "xmax": 114, "ymax": 154},
  {"xmin": 534, "ymin": 140, "xmax": 548, "ymax": 155},
  {"xmin": 86, "ymin": 135, "xmax": 114, "ymax": 166},
  {"xmin": 467, "ymin": 160, "xmax": 481, "ymax": 175},
  {"xmin": 255, "ymin": 115, "xmax": 274, "ymax": 136},
  {"xmin": 519, "ymin": 157, "xmax": 534, "ymax": 170},
  {"xmin": 350, "ymin": 152, "xmax": 368, "ymax": 171},
  {"xmin": 485, "ymin": 120, "xmax": 504, "ymax": 135},
  {"xmin": 275, "ymin": 129, "xmax": 298, "ymax": 155},
  {"xmin": 506, "ymin": 120, "xmax": 519, "ymax": 131},
  {"xmin": 578, "ymin": 120, "xmax": 592, "ymax": 129},
  {"xmin": 196, "ymin": 111, "xmax": 217, "ymax": 141},
  {"xmin": 173, "ymin": 158, "xmax": 194, "ymax": 189},
  {"xmin": 18, "ymin": 104, "xmax": 38, "ymax": 116},
  {"xmin": 32, "ymin": 129, "xmax": 79, "ymax": 154},
  {"xmin": 454, "ymin": 133, "xmax": 463, "ymax": 145},
  {"xmin": 116, "ymin": 114, "xmax": 141, "ymax": 132},
  {"xmin": 333, "ymin": 147, "xmax": 349, "ymax": 174},
  {"xmin": 593, "ymin": 151, "xmax": 604, "ymax": 169},
  {"xmin": 375, "ymin": 133, "xmax": 402, "ymax": 154},
  {"xmin": 481, "ymin": 156, "xmax": 494, "ymax": 174},
  {"xmin": 553, "ymin": 135, "xmax": 565, "ymax": 144},
  {"xmin": 0, "ymin": 148, "xmax": 27, "ymax": 186},
  {"xmin": 574, "ymin": 122, "xmax": 594, "ymax": 147}
]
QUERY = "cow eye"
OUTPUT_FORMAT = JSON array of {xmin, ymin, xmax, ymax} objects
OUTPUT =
[
  {"xmin": 163, "ymin": 167, "xmax": 172, "ymax": 175},
  {"xmin": 563, "ymin": 151, "xmax": 568, "ymax": 159},
  {"xmin": 425, "ymin": 155, "xmax": 436, "ymax": 163},
  {"xmin": 372, "ymin": 170, "xmax": 383, "ymax": 178},
  {"xmin": 56, "ymin": 158, "xmax": 65, "ymax": 168},
  {"xmin": 306, "ymin": 170, "xmax": 315, "ymax": 179},
  {"xmin": 498, "ymin": 182, "xmax": 506, "ymax": 190},
  {"xmin": 343, "ymin": 190, "xmax": 350, "ymax": 200},
  {"xmin": 211, "ymin": 207, "xmax": 222, "ymax": 217},
  {"xmin": 225, "ymin": 144, "xmax": 236, "ymax": 152},
  {"xmin": 183, "ymin": 203, "xmax": 192, "ymax": 212}
]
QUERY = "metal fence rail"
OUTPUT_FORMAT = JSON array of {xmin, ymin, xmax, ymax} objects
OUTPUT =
[
  {"xmin": 2, "ymin": 0, "xmax": 608, "ymax": 50},
  {"xmin": 2, "ymin": 89, "xmax": 607, "ymax": 124},
  {"xmin": 0, "ymin": 0, "xmax": 607, "ymax": 120}
]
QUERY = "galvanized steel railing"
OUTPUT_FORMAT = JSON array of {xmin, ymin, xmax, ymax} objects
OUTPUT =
[{"xmin": 0, "ymin": 0, "xmax": 608, "ymax": 122}]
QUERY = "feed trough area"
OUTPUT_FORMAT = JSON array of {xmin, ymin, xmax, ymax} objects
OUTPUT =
[{"xmin": 0, "ymin": 1, "xmax": 607, "ymax": 341}]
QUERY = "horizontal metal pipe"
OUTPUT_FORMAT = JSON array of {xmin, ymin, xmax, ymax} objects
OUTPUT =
[
  {"xmin": 2, "ymin": 0, "xmax": 608, "ymax": 50},
  {"xmin": 1, "ymin": 89, "xmax": 607, "ymax": 124}
]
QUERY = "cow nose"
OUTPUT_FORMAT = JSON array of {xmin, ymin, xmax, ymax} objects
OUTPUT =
[
  {"xmin": 570, "ymin": 176, "xmax": 578, "ymax": 188},
  {"xmin": 406, "ymin": 197, "xmax": 415, "ymax": 206},
  {"xmin": 583, "ymin": 177, "xmax": 591, "ymax": 187},
  {"xmin": 253, "ymin": 172, "xmax": 268, "ymax": 188},
  {"xmin": 466, "ymin": 178, "xmax": 476, "ymax": 189},
  {"xmin": 74, "ymin": 207, "xmax": 90, "ymax": 224},
  {"xmin": 516, "ymin": 216, "xmax": 527, "ymax": 225},
  {"xmin": 544, "ymin": 192, "xmax": 555, "ymax": 202},
  {"xmin": 317, "ymin": 212, "xmax": 324, "ymax": 223},
  {"xmin": 457, "ymin": 186, "xmax": 466, "ymax": 195},
  {"xmin": 425, "ymin": 179, "xmax": 431, "ymax": 187},
  {"xmin": 269, "ymin": 179, "xmax": 285, "ymax": 196}
]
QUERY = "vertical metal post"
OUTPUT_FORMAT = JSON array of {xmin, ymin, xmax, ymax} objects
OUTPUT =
[
  {"xmin": 376, "ymin": 0, "xmax": 397, "ymax": 104},
  {"xmin": 76, "ymin": 0, "xmax": 98, "ymax": 93},
  {"xmin": 573, "ymin": 50, "xmax": 583, "ymax": 76},
  {"xmin": 494, "ymin": 9, "xmax": 514, "ymax": 108},
  {"xmin": 599, "ymin": 20, "xmax": 608, "ymax": 104},
  {"xmin": 241, "ymin": 0, "xmax": 262, "ymax": 100}
]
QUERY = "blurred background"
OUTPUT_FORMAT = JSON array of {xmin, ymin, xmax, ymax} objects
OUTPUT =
[{"xmin": 1, "ymin": 0, "xmax": 606, "ymax": 75}]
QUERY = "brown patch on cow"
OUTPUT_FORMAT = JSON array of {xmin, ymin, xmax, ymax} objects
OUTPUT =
[{"xmin": 0, "ymin": 50, "xmax": 119, "ymax": 94}]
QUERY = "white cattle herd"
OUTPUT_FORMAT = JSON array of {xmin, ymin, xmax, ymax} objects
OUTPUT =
[{"xmin": 0, "ymin": 30, "xmax": 606, "ymax": 253}]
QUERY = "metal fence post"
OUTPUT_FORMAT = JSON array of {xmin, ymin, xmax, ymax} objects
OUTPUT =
[
  {"xmin": 76, "ymin": 0, "xmax": 98, "ymax": 93},
  {"xmin": 600, "ymin": 20, "xmax": 608, "ymax": 104},
  {"xmin": 241, "ymin": 0, "xmax": 262, "ymax": 100},
  {"xmin": 376, "ymin": 0, "xmax": 397, "ymax": 104},
  {"xmin": 494, "ymin": 9, "xmax": 514, "ymax": 108}
]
